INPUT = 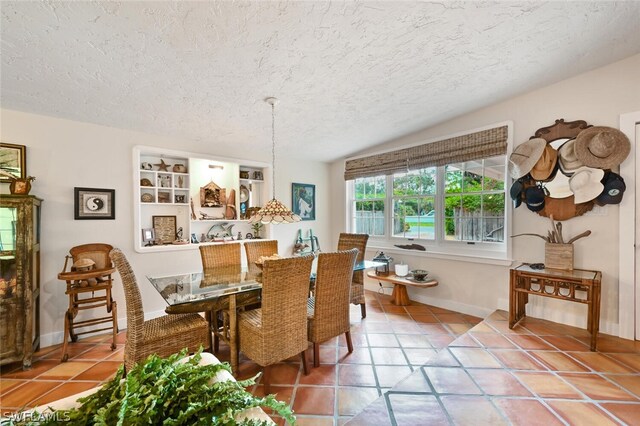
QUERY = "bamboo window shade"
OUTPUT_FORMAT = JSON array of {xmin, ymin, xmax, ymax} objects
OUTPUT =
[{"xmin": 344, "ymin": 125, "xmax": 508, "ymax": 180}]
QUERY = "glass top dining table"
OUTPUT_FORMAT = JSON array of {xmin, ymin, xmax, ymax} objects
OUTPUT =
[{"xmin": 146, "ymin": 259, "xmax": 384, "ymax": 375}]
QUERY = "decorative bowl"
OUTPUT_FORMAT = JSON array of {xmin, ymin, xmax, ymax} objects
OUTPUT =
[{"xmin": 410, "ymin": 269, "xmax": 429, "ymax": 281}]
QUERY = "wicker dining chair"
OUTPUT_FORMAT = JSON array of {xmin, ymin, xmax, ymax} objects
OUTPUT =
[
  {"xmin": 109, "ymin": 248, "xmax": 210, "ymax": 372},
  {"xmin": 337, "ymin": 233, "xmax": 370, "ymax": 318},
  {"xmin": 238, "ymin": 255, "xmax": 314, "ymax": 394},
  {"xmin": 243, "ymin": 239, "xmax": 278, "ymax": 276},
  {"xmin": 199, "ymin": 243, "xmax": 242, "ymax": 352},
  {"xmin": 307, "ymin": 249, "xmax": 358, "ymax": 367}
]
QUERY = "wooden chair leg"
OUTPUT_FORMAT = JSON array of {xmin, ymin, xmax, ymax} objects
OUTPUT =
[
  {"xmin": 263, "ymin": 365, "xmax": 271, "ymax": 395},
  {"xmin": 345, "ymin": 331, "xmax": 354, "ymax": 353},
  {"xmin": 301, "ymin": 350, "xmax": 310, "ymax": 375},
  {"xmin": 110, "ymin": 302, "xmax": 118, "ymax": 351},
  {"xmin": 313, "ymin": 342, "xmax": 320, "ymax": 368},
  {"xmin": 360, "ymin": 303, "xmax": 367, "ymax": 319}
]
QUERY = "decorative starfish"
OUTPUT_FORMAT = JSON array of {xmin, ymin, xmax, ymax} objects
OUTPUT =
[{"xmin": 155, "ymin": 159, "xmax": 170, "ymax": 171}]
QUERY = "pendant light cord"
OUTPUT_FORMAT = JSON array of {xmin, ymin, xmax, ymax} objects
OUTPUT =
[{"xmin": 271, "ymin": 101, "xmax": 276, "ymax": 200}]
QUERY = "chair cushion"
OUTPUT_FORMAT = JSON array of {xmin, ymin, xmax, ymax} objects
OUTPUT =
[{"xmin": 143, "ymin": 313, "xmax": 208, "ymax": 342}]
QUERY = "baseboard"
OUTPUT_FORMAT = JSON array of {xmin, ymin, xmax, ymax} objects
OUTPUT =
[{"xmin": 39, "ymin": 309, "xmax": 166, "ymax": 348}]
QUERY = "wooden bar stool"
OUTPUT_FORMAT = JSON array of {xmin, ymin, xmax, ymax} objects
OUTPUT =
[{"xmin": 57, "ymin": 243, "xmax": 117, "ymax": 362}]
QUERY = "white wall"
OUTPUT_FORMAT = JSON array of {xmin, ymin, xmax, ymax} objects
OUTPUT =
[
  {"xmin": 0, "ymin": 110, "xmax": 331, "ymax": 347},
  {"xmin": 331, "ymin": 54, "xmax": 640, "ymax": 336}
]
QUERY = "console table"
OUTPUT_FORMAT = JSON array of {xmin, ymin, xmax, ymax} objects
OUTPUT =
[
  {"xmin": 366, "ymin": 271, "xmax": 438, "ymax": 306},
  {"xmin": 509, "ymin": 264, "xmax": 601, "ymax": 351}
]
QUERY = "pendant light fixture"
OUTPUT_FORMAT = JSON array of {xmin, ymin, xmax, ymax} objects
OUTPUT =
[{"xmin": 248, "ymin": 97, "xmax": 301, "ymax": 224}]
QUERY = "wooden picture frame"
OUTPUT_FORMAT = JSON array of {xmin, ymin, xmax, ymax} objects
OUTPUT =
[
  {"xmin": 152, "ymin": 215, "xmax": 177, "ymax": 244},
  {"xmin": 141, "ymin": 228, "xmax": 156, "ymax": 246},
  {"xmin": 0, "ymin": 143, "xmax": 26, "ymax": 182},
  {"xmin": 292, "ymin": 182, "xmax": 315, "ymax": 221},
  {"xmin": 74, "ymin": 187, "xmax": 115, "ymax": 220}
]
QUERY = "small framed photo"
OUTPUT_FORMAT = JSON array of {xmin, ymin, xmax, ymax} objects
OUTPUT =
[
  {"xmin": 175, "ymin": 194, "xmax": 186, "ymax": 203},
  {"xmin": 142, "ymin": 228, "xmax": 156, "ymax": 246},
  {"xmin": 292, "ymin": 183, "xmax": 315, "ymax": 221},
  {"xmin": 152, "ymin": 215, "xmax": 177, "ymax": 244},
  {"xmin": 0, "ymin": 143, "xmax": 27, "ymax": 182},
  {"xmin": 253, "ymin": 171, "xmax": 263, "ymax": 180},
  {"xmin": 74, "ymin": 187, "xmax": 115, "ymax": 220}
]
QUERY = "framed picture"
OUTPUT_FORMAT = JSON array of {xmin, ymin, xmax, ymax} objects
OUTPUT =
[
  {"xmin": 152, "ymin": 215, "xmax": 177, "ymax": 244},
  {"xmin": 0, "ymin": 143, "xmax": 26, "ymax": 182},
  {"xmin": 74, "ymin": 187, "xmax": 115, "ymax": 220},
  {"xmin": 253, "ymin": 171, "xmax": 263, "ymax": 180},
  {"xmin": 175, "ymin": 194, "xmax": 186, "ymax": 203},
  {"xmin": 141, "ymin": 228, "xmax": 156, "ymax": 246},
  {"xmin": 292, "ymin": 183, "xmax": 315, "ymax": 221}
]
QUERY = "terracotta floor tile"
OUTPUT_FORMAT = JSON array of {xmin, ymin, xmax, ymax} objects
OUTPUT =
[
  {"xmin": 318, "ymin": 345, "xmax": 338, "ymax": 364},
  {"xmin": 513, "ymin": 372, "xmax": 583, "ymax": 399},
  {"xmin": 32, "ymin": 343, "xmax": 62, "ymax": 359},
  {"xmin": 569, "ymin": 352, "xmax": 634, "ymax": 373},
  {"xmin": 392, "ymin": 369, "xmax": 433, "ymax": 392},
  {"xmin": 470, "ymin": 332, "xmax": 517, "ymax": 349},
  {"xmin": 590, "ymin": 334, "xmax": 640, "ymax": 353},
  {"xmin": 374, "ymin": 365, "xmax": 413, "ymax": 388},
  {"xmin": 341, "ymin": 333, "xmax": 368, "ymax": 348},
  {"xmin": 363, "ymin": 322, "xmax": 394, "ymax": 334},
  {"xmin": 449, "ymin": 347, "xmax": 502, "ymax": 368},
  {"xmin": 429, "ymin": 306, "xmax": 456, "ymax": 314},
  {"xmin": 396, "ymin": 334, "xmax": 432, "ymax": 348},
  {"xmin": 367, "ymin": 334, "xmax": 399, "ymax": 348},
  {"xmin": 559, "ymin": 373, "xmax": 638, "ymax": 401},
  {"xmin": 320, "ymin": 337, "xmax": 339, "ymax": 347},
  {"xmin": 423, "ymin": 366, "xmax": 482, "ymax": 395},
  {"xmin": 489, "ymin": 321, "xmax": 532, "ymax": 335},
  {"xmin": 382, "ymin": 305, "xmax": 407, "ymax": 314},
  {"xmin": 605, "ymin": 374, "xmax": 640, "ymax": 398},
  {"xmin": 423, "ymin": 349, "xmax": 461, "ymax": 367},
  {"xmin": 77, "ymin": 333, "xmax": 113, "ymax": 344},
  {"xmin": 298, "ymin": 364, "xmax": 337, "ymax": 386},
  {"xmin": 485, "ymin": 310, "xmax": 509, "ymax": 321},
  {"xmin": 295, "ymin": 416, "xmax": 335, "ymax": 426},
  {"xmin": 235, "ymin": 360, "xmax": 262, "ymax": 381},
  {"xmin": 265, "ymin": 363, "xmax": 300, "ymax": 386},
  {"xmin": 449, "ymin": 333, "xmax": 480, "ymax": 347},
  {"xmin": 489, "ymin": 349, "xmax": 546, "ymax": 371},
  {"xmin": 114, "ymin": 332, "xmax": 127, "ymax": 344},
  {"xmin": 30, "ymin": 381, "xmax": 100, "ymax": 407},
  {"xmin": 404, "ymin": 348, "xmax": 438, "ymax": 366},
  {"xmin": 345, "ymin": 397, "xmax": 392, "ymax": 426},
  {"xmin": 71, "ymin": 344, "xmax": 119, "ymax": 361},
  {"xmin": 37, "ymin": 361, "xmax": 95, "ymax": 380},
  {"xmin": 446, "ymin": 323, "xmax": 474, "ymax": 335},
  {"xmin": 388, "ymin": 393, "xmax": 449, "ymax": 425},
  {"xmin": 337, "ymin": 386, "xmax": 380, "ymax": 416},
  {"xmin": 404, "ymin": 305, "xmax": 434, "ymax": 315},
  {"xmin": 252, "ymin": 385, "xmax": 295, "ymax": 405},
  {"xmin": 441, "ymin": 395, "xmax": 508, "ymax": 426},
  {"xmin": 409, "ymin": 314, "xmax": 439, "ymax": 323},
  {"xmin": 1, "ymin": 360, "xmax": 60, "ymax": 380},
  {"xmin": 547, "ymin": 400, "xmax": 618, "ymax": 425},
  {"xmin": 73, "ymin": 361, "xmax": 122, "ymax": 381},
  {"xmin": 385, "ymin": 313, "xmax": 414, "ymax": 323},
  {"xmin": 418, "ymin": 323, "xmax": 449, "ymax": 335},
  {"xmin": 607, "ymin": 353, "xmax": 640, "ymax": 373},
  {"xmin": 338, "ymin": 347, "xmax": 372, "ymax": 365},
  {"xmin": 508, "ymin": 334, "xmax": 555, "ymax": 350},
  {"xmin": 0, "ymin": 379, "xmax": 27, "ymax": 396},
  {"xmin": 106, "ymin": 348, "xmax": 125, "ymax": 361},
  {"xmin": 292, "ymin": 386, "xmax": 335, "ymax": 415},
  {"xmin": 600, "ymin": 402, "xmax": 640, "ymax": 425},
  {"xmin": 469, "ymin": 322, "xmax": 499, "ymax": 333},
  {"xmin": 462, "ymin": 314, "xmax": 482, "ymax": 324},
  {"xmin": 494, "ymin": 398, "xmax": 564, "ymax": 426},
  {"xmin": 540, "ymin": 335, "xmax": 590, "ymax": 352},
  {"xmin": 434, "ymin": 313, "xmax": 467, "ymax": 323},
  {"xmin": 467, "ymin": 369, "xmax": 531, "ymax": 396},
  {"xmin": 426, "ymin": 334, "xmax": 456, "ymax": 349},
  {"xmin": 370, "ymin": 347, "xmax": 408, "ymax": 366},
  {"xmin": 338, "ymin": 364, "xmax": 377, "ymax": 386},
  {"xmin": 390, "ymin": 322, "xmax": 423, "ymax": 334},
  {"xmin": 529, "ymin": 350, "xmax": 590, "ymax": 372},
  {"xmin": 42, "ymin": 343, "xmax": 94, "ymax": 360},
  {"xmin": 1, "ymin": 381, "xmax": 62, "ymax": 408}
]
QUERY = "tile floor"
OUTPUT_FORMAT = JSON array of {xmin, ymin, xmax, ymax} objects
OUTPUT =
[{"xmin": 2, "ymin": 290, "xmax": 639, "ymax": 425}]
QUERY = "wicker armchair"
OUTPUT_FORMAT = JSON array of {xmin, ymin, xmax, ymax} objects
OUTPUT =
[
  {"xmin": 199, "ymin": 243, "xmax": 242, "ymax": 352},
  {"xmin": 307, "ymin": 249, "xmax": 358, "ymax": 367},
  {"xmin": 109, "ymin": 248, "xmax": 210, "ymax": 372},
  {"xmin": 239, "ymin": 255, "xmax": 314, "ymax": 393},
  {"xmin": 337, "ymin": 233, "xmax": 370, "ymax": 318},
  {"xmin": 244, "ymin": 240, "xmax": 278, "ymax": 276}
]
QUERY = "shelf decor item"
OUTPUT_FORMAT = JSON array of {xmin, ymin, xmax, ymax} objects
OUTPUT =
[
  {"xmin": 0, "ymin": 142, "xmax": 26, "ymax": 182},
  {"xmin": 74, "ymin": 187, "xmax": 115, "ymax": 220},
  {"xmin": 152, "ymin": 215, "xmax": 177, "ymax": 244},
  {"xmin": 248, "ymin": 97, "xmax": 301, "ymax": 225}
]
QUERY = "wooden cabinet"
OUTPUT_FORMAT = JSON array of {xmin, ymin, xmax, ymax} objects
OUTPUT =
[{"xmin": 0, "ymin": 195, "xmax": 42, "ymax": 369}]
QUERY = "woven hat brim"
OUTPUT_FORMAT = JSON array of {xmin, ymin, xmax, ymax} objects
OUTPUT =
[{"xmin": 574, "ymin": 126, "xmax": 631, "ymax": 169}]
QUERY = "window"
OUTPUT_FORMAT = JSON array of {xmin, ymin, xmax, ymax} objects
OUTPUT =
[{"xmin": 345, "ymin": 123, "xmax": 510, "ymax": 257}]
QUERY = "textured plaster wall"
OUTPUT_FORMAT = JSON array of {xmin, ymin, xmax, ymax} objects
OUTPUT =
[
  {"xmin": 331, "ymin": 54, "xmax": 640, "ymax": 336},
  {"xmin": 0, "ymin": 110, "xmax": 331, "ymax": 347}
]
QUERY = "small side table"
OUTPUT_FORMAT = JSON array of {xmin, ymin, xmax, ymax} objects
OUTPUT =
[
  {"xmin": 366, "ymin": 271, "xmax": 438, "ymax": 306},
  {"xmin": 509, "ymin": 264, "xmax": 601, "ymax": 351}
]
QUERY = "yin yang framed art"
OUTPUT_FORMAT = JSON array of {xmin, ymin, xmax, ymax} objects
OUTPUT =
[{"xmin": 74, "ymin": 187, "xmax": 115, "ymax": 220}]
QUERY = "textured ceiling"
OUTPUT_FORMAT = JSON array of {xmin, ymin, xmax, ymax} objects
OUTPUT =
[{"xmin": 2, "ymin": 1, "xmax": 640, "ymax": 162}]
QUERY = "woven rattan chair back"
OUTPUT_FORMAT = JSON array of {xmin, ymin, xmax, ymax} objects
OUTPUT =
[
  {"xmin": 109, "ymin": 248, "xmax": 144, "ymax": 351},
  {"xmin": 199, "ymin": 243, "xmax": 242, "ymax": 273},
  {"xmin": 311, "ymin": 249, "xmax": 358, "ymax": 344},
  {"xmin": 337, "ymin": 233, "xmax": 369, "ymax": 318},
  {"xmin": 244, "ymin": 240, "xmax": 278, "ymax": 275},
  {"xmin": 70, "ymin": 243, "xmax": 113, "ymax": 269}
]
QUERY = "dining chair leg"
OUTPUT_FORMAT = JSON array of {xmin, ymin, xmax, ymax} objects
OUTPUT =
[
  {"xmin": 313, "ymin": 342, "xmax": 320, "ymax": 368},
  {"xmin": 211, "ymin": 310, "xmax": 220, "ymax": 353},
  {"xmin": 301, "ymin": 350, "xmax": 310, "ymax": 375},
  {"xmin": 345, "ymin": 331, "xmax": 354, "ymax": 353},
  {"xmin": 360, "ymin": 303, "xmax": 367, "ymax": 318},
  {"xmin": 262, "ymin": 365, "xmax": 271, "ymax": 395}
]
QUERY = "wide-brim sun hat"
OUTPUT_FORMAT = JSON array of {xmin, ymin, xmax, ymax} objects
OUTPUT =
[
  {"xmin": 568, "ymin": 167, "xmax": 605, "ymax": 204},
  {"xmin": 544, "ymin": 169, "xmax": 572, "ymax": 199},
  {"xmin": 557, "ymin": 138, "xmax": 584, "ymax": 175},
  {"xmin": 530, "ymin": 144, "xmax": 558, "ymax": 181},
  {"xmin": 596, "ymin": 172, "xmax": 626, "ymax": 205},
  {"xmin": 574, "ymin": 126, "xmax": 631, "ymax": 169},
  {"xmin": 508, "ymin": 138, "xmax": 546, "ymax": 179}
]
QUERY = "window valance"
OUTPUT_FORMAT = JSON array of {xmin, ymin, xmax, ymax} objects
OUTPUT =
[{"xmin": 344, "ymin": 125, "xmax": 508, "ymax": 181}]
